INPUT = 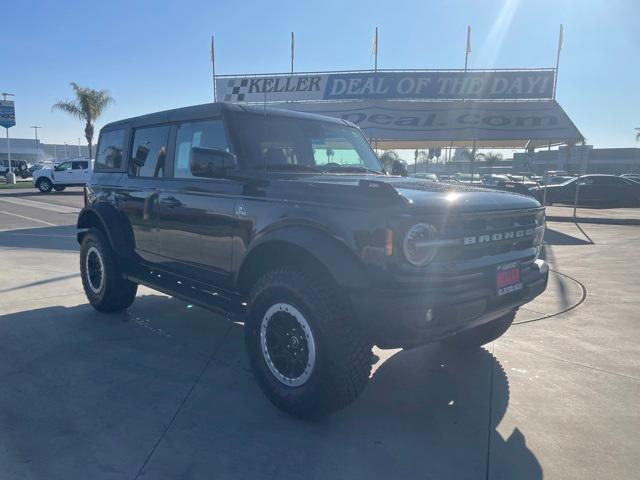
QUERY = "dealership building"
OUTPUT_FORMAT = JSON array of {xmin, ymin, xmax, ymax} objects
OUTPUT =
[{"xmin": 0, "ymin": 138, "xmax": 90, "ymax": 164}]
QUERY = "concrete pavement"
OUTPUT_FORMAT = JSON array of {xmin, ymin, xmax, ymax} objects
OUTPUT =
[{"xmin": 0, "ymin": 187, "xmax": 638, "ymax": 479}]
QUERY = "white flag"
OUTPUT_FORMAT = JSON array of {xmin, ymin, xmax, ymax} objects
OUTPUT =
[
  {"xmin": 558, "ymin": 24, "xmax": 564, "ymax": 52},
  {"xmin": 371, "ymin": 28, "xmax": 378, "ymax": 57}
]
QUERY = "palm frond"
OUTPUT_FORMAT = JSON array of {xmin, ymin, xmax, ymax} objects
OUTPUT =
[
  {"xmin": 51, "ymin": 100, "xmax": 84, "ymax": 120},
  {"xmin": 53, "ymin": 82, "xmax": 114, "ymax": 123}
]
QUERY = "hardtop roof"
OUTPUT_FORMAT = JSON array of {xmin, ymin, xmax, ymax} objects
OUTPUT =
[{"xmin": 101, "ymin": 102, "xmax": 349, "ymax": 131}]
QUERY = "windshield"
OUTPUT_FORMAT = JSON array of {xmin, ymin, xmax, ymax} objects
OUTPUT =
[{"xmin": 229, "ymin": 113, "xmax": 383, "ymax": 174}]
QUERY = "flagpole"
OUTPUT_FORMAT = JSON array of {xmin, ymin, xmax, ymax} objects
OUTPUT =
[
  {"xmin": 211, "ymin": 36, "xmax": 216, "ymax": 102},
  {"xmin": 552, "ymin": 24, "xmax": 563, "ymax": 100},
  {"xmin": 374, "ymin": 27, "xmax": 378, "ymax": 72},
  {"xmin": 464, "ymin": 25, "xmax": 471, "ymax": 71},
  {"xmin": 291, "ymin": 32, "xmax": 295, "ymax": 74}
]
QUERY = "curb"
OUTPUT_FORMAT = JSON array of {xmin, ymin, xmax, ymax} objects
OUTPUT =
[{"xmin": 546, "ymin": 215, "xmax": 640, "ymax": 226}]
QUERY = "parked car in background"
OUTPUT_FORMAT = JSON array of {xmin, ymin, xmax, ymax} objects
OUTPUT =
[
  {"xmin": 32, "ymin": 159, "xmax": 92, "ymax": 192},
  {"xmin": 621, "ymin": 173, "xmax": 640, "ymax": 183},
  {"xmin": 411, "ymin": 172, "xmax": 439, "ymax": 182},
  {"xmin": 544, "ymin": 170, "xmax": 569, "ymax": 179},
  {"xmin": 481, "ymin": 174, "xmax": 533, "ymax": 196},
  {"xmin": 1, "ymin": 159, "xmax": 31, "ymax": 178},
  {"xmin": 507, "ymin": 174, "xmax": 539, "ymax": 188},
  {"xmin": 543, "ymin": 175, "xmax": 575, "ymax": 185},
  {"xmin": 454, "ymin": 173, "xmax": 482, "ymax": 184},
  {"xmin": 530, "ymin": 174, "xmax": 640, "ymax": 206}
]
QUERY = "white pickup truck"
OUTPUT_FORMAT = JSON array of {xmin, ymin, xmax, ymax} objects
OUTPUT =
[{"xmin": 33, "ymin": 159, "xmax": 92, "ymax": 193}]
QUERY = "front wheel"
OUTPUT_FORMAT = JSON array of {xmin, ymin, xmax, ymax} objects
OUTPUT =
[
  {"xmin": 444, "ymin": 310, "xmax": 516, "ymax": 349},
  {"xmin": 36, "ymin": 178, "xmax": 53, "ymax": 193},
  {"xmin": 245, "ymin": 266, "xmax": 372, "ymax": 418},
  {"xmin": 80, "ymin": 228, "xmax": 138, "ymax": 312}
]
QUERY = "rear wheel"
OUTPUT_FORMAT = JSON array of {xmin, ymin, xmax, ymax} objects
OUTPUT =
[
  {"xmin": 445, "ymin": 310, "xmax": 516, "ymax": 349},
  {"xmin": 80, "ymin": 228, "xmax": 137, "ymax": 312},
  {"xmin": 36, "ymin": 178, "xmax": 53, "ymax": 193},
  {"xmin": 245, "ymin": 266, "xmax": 372, "ymax": 418}
]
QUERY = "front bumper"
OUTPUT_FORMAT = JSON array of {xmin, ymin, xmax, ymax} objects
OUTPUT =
[{"xmin": 350, "ymin": 258, "xmax": 549, "ymax": 348}]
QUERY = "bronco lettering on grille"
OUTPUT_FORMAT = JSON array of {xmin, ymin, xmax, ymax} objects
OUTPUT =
[{"xmin": 463, "ymin": 228, "xmax": 533, "ymax": 246}]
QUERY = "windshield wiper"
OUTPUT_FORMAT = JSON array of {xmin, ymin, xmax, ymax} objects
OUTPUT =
[{"xmin": 322, "ymin": 165, "xmax": 383, "ymax": 175}]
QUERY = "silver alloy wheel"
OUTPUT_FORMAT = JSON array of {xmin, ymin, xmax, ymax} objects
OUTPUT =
[
  {"xmin": 38, "ymin": 179, "xmax": 51, "ymax": 192},
  {"xmin": 85, "ymin": 246, "xmax": 105, "ymax": 294},
  {"xmin": 260, "ymin": 302, "xmax": 317, "ymax": 387}
]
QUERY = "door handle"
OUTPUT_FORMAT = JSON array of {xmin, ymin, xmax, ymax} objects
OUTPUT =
[{"xmin": 160, "ymin": 196, "xmax": 181, "ymax": 208}]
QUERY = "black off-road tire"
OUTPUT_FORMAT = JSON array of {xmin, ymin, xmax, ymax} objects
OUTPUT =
[
  {"xmin": 445, "ymin": 310, "xmax": 517, "ymax": 349},
  {"xmin": 245, "ymin": 266, "xmax": 372, "ymax": 419},
  {"xmin": 36, "ymin": 178, "xmax": 53, "ymax": 193},
  {"xmin": 53, "ymin": 185, "xmax": 66, "ymax": 192},
  {"xmin": 80, "ymin": 228, "xmax": 138, "ymax": 313}
]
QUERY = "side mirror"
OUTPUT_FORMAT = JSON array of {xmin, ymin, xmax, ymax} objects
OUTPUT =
[
  {"xmin": 190, "ymin": 147, "xmax": 237, "ymax": 178},
  {"xmin": 391, "ymin": 159, "xmax": 408, "ymax": 177},
  {"xmin": 133, "ymin": 144, "xmax": 150, "ymax": 167}
]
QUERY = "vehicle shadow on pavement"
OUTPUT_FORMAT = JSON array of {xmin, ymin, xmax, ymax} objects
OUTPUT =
[
  {"xmin": 543, "ymin": 226, "xmax": 593, "ymax": 246},
  {"xmin": 0, "ymin": 295, "xmax": 542, "ymax": 480},
  {"xmin": 0, "ymin": 225, "xmax": 78, "ymax": 251},
  {"xmin": 0, "ymin": 190, "xmax": 84, "ymax": 198}
]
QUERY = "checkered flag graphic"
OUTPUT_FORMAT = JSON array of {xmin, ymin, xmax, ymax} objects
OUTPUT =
[{"xmin": 224, "ymin": 79, "xmax": 249, "ymax": 102}]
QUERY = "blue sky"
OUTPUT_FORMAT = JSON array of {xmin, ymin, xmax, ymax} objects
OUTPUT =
[{"xmin": 2, "ymin": 0, "xmax": 639, "ymax": 148}]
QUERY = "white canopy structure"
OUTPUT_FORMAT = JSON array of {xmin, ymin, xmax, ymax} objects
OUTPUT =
[
  {"xmin": 281, "ymin": 100, "xmax": 583, "ymax": 150},
  {"xmin": 216, "ymin": 69, "xmax": 583, "ymax": 151}
]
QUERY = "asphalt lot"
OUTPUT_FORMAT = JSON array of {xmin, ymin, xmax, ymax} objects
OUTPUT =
[{"xmin": 0, "ymin": 187, "xmax": 639, "ymax": 480}]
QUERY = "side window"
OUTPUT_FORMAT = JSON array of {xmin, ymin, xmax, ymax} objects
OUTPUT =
[
  {"xmin": 130, "ymin": 126, "xmax": 170, "ymax": 178},
  {"xmin": 174, "ymin": 120, "xmax": 229, "ymax": 179},
  {"xmin": 56, "ymin": 162, "xmax": 72, "ymax": 171},
  {"xmin": 71, "ymin": 161, "xmax": 85, "ymax": 169},
  {"xmin": 95, "ymin": 129, "xmax": 126, "ymax": 171}
]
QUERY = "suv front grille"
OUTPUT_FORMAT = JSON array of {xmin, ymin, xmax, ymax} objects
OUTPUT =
[{"xmin": 434, "ymin": 209, "xmax": 543, "ymax": 262}]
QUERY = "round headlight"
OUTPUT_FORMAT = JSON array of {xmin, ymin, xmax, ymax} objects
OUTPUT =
[{"xmin": 403, "ymin": 223, "xmax": 439, "ymax": 266}]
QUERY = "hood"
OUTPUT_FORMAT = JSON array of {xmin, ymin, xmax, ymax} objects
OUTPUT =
[
  {"xmin": 281, "ymin": 173, "xmax": 542, "ymax": 213},
  {"xmin": 388, "ymin": 177, "xmax": 541, "ymax": 212}
]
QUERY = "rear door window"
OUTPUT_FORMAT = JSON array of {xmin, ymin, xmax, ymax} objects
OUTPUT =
[
  {"xmin": 72, "ymin": 161, "xmax": 87, "ymax": 169},
  {"xmin": 129, "ymin": 126, "xmax": 170, "ymax": 178},
  {"xmin": 174, "ymin": 120, "xmax": 229, "ymax": 179}
]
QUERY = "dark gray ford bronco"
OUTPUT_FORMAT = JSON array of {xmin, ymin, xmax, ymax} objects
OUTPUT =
[{"xmin": 78, "ymin": 103, "xmax": 548, "ymax": 417}]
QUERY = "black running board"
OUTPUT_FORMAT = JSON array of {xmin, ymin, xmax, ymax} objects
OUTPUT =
[{"xmin": 125, "ymin": 264, "xmax": 247, "ymax": 318}]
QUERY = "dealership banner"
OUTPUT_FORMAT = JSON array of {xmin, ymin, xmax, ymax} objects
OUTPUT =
[
  {"xmin": 280, "ymin": 100, "xmax": 582, "ymax": 143},
  {"xmin": 0, "ymin": 100, "xmax": 16, "ymax": 128},
  {"xmin": 216, "ymin": 69, "xmax": 555, "ymax": 102}
]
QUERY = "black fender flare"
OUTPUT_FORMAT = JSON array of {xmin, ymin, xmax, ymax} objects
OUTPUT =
[
  {"xmin": 77, "ymin": 203, "xmax": 135, "ymax": 257},
  {"xmin": 236, "ymin": 225, "xmax": 370, "ymax": 291}
]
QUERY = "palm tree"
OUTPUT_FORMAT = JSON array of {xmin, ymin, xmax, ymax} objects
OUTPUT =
[
  {"xmin": 52, "ymin": 82, "xmax": 114, "ymax": 159},
  {"xmin": 476, "ymin": 151, "xmax": 503, "ymax": 173},
  {"xmin": 379, "ymin": 150, "xmax": 400, "ymax": 172}
]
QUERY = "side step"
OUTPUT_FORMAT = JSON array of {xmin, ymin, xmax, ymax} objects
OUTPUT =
[{"xmin": 125, "ymin": 264, "xmax": 247, "ymax": 318}]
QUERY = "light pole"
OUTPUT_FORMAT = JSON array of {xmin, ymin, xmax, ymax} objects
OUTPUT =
[
  {"xmin": 2, "ymin": 92, "xmax": 15, "ymax": 173},
  {"xmin": 31, "ymin": 126, "xmax": 42, "ymax": 164},
  {"xmin": 78, "ymin": 138, "xmax": 82, "ymax": 158},
  {"xmin": 64, "ymin": 142, "xmax": 68, "ymax": 159}
]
